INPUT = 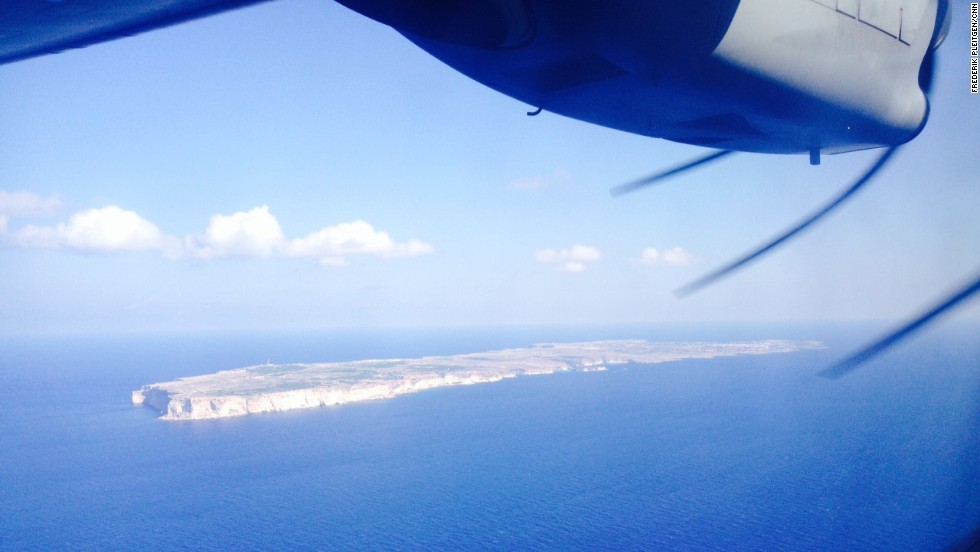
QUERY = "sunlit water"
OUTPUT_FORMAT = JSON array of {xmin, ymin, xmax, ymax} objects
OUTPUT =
[{"xmin": 1, "ymin": 323, "xmax": 977, "ymax": 550}]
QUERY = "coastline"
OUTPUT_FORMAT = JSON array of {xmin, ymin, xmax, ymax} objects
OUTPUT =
[{"xmin": 132, "ymin": 339, "xmax": 823, "ymax": 420}]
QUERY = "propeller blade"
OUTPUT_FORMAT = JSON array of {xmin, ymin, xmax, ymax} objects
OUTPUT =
[
  {"xmin": 820, "ymin": 270, "xmax": 980, "ymax": 379},
  {"xmin": 675, "ymin": 146, "xmax": 899, "ymax": 298},
  {"xmin": 610, "ymin": 150, "xmax": 734, "ymax": 197}
]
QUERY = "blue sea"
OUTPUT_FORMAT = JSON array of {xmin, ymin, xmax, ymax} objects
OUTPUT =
[{"xmin": 1, "ymin": 323, "xmax": 978, "ymax": 551}]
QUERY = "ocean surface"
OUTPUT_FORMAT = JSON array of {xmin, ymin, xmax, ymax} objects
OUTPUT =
[{"xmin": 1, "ymin": 322, "xmax": 978, "ymax": 551}]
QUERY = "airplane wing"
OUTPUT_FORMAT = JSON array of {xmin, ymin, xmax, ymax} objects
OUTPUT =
[{"xmin": 0, "ymin": 0, "xmax": 273, "ymax": 65}]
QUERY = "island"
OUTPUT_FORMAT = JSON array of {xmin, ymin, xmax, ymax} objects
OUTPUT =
[{"xmin": 133, "ymin": 339, "xmax": 823, "ymax": 420}]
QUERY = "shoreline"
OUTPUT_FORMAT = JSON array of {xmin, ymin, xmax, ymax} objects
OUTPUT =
[{"xmin": 133, "ymin": 339, "xmax": 823, "ymax": 420}]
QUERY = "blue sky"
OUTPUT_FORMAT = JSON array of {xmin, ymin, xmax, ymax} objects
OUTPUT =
[{"xmin": 0, "ymin": 0, "xmax": 978, "ymax": 334}]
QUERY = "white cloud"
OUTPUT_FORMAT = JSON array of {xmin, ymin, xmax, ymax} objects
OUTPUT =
[
  {"xmin": 287, "ymin": 219, "xmax": 434, "ymax": 266},
  {"xmin": 536, "ymin": 244, "xmax": 602, "ymax": 272},
  {"xmin": 634, "ymin": 246, "xmax": 694, "ymax": 267},
  {"xmin": 8, "ymin": 206, "xmax": 169, "ymax": 253},
  {"xmin": 635, "ymin": 248, "xmax": 662, "ymax": 265},
  {"xmin": 663, "ymin": 246, "xmax": 694, "ymax": 266},
  {"xmin": 4, "ymin": 201, "xmax": 433, "ymax": 267},
  {"xmin": 0, "ymin": 190, "xmax": 66, "ymax": 218},
  {"xmin": 185, "ymin": 205, "xmax": 285, "ymax": 260}
]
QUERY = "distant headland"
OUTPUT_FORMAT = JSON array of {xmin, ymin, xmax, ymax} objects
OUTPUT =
[{"xmin": 133, "ymin": 339, "xmax": 823, "ymax": 421}]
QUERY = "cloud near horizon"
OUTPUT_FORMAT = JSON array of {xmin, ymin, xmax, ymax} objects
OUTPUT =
[
  {"xmin": 536, "ymin": 244, "xmax": 602, "ymax": 272},
  {"xmin": 0, "ymin": 190, "xmax": 66, "ymax": 218},
  {"xmin": 6, "ymin": 206, "xmax": 175, "ymax": 254},
  {"xmin": 633, "ymin": 246, "xmax": 695, "ymax": 267},
  {"xmin": 2, "ymin": 199, "xmax": 434, "ymax": 266},
  {"xmin": 185, "ymin": 206, "xmax": 286, "ymax": 260},
  {"xmin": 286, "ymin": 220, "xmax": 434, "ymax": 267}
]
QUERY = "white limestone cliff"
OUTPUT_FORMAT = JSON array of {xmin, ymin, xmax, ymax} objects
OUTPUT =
[{"xmin": 133, "ymin": 339, "xmax": 823, "ymax": 421}]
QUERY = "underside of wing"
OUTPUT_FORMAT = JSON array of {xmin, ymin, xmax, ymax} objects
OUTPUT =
[{"xmin": 0, "ymin": 0, "xmax": 273, "ymax": 65}]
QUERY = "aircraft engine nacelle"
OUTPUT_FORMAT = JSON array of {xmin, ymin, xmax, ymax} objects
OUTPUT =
[
  {"xmin": 334, "ymin": 0, "xmax": 949, "ymax": 155},
  {"xmin": 710, "ymin": 0, "xmax": 944, "ymax": 152}
]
